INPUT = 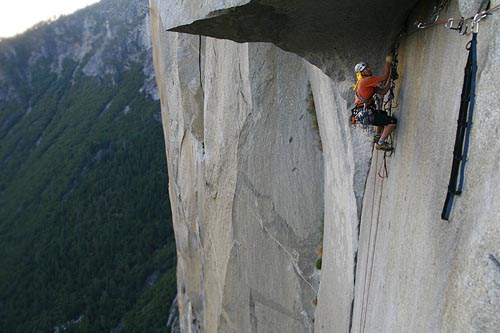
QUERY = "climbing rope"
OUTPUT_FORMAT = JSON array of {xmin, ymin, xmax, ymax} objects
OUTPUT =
[
  {"xmin": 416, "ymin": 3, "xmax": 500, "ymax": 32},
  {"xmin": 360, "ymin": 49, "xmax": 401, "ymax": 330},
  {"xmin": 361, "ymin": 140, "xmax": 388, "ymax": 331},
  {"xmin": 358, "ymin": 38, "xmax": 402, "ymax": 329}
]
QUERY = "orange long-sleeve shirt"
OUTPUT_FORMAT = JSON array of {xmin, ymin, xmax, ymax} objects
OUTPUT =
[{"xmin": 355, "ymin": 75, "xmax": 384, "ymax": 106}]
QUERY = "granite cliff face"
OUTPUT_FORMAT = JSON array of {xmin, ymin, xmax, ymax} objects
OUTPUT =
[
  {"xmin": 0, "ymin": 0, "xmax": 178, "ymax": 330},
  {"xmin": 150, "ymin": 0, "xmax": 500, "ymax": 331}
]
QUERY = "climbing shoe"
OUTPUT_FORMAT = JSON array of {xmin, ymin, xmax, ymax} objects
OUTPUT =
[
  {"xmin": 373, "ymin": 135, "xmax": 381, "ymax": 143},
  {"xmin": 376, "ymin": 141, "xmax": 393, "ymax": 151}
]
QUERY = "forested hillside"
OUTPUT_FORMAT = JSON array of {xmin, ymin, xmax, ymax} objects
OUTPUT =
[{"xmin": 0, "ymin": 0, "xmax": 177, "ymax": 331}]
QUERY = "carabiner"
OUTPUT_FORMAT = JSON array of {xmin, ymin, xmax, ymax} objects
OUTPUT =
[
  {"xmin": 472, "ymin": 11, "xmax": 489, "ymax": 33},
  {"xmin": 445, "ymin": 18, "xmax": 459, "ymax": 29}
]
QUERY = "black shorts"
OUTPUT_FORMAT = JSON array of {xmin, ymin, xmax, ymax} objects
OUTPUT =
[{"xmin": 372, "ymin": 110, "xmax": 397, "ymax": 126}]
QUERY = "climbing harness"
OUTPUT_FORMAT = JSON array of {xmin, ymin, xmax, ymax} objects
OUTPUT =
[
  {"xmin": 351, "ymin": 105, "xmax": 374, "ymax": 127},
  {"xmin": 441, "ymin": 13, "xmax": 484, "ymax": 221}
]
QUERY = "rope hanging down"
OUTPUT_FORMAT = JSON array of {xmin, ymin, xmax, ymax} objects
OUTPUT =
[{"xmin": 441, "ymin": 27, "xmax": 478, "ymax": 221}]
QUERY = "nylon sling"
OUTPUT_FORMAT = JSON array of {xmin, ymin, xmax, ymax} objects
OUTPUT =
[{"xmin": 441, "ymin": 32, "xmax": 477, "ymax": 220}]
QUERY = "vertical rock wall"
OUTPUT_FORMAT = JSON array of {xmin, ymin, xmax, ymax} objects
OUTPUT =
[
  {"xmin": 304, "ymin": 68, "xmax": 373, "ymax": 332},
  {"xmin": 351, "ymin": 1, "xmax": 500, "ymax": 332},
  {"xmin": 151, "ymin": 0, "xmax": 500, "ymax": 332},
  {"xmin": 151, "ymin": 5, "xmax": 326, "ymax": 331}
]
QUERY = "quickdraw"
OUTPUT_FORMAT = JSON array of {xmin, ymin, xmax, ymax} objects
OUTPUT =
[{"xmin": 416, "ymin": 3, "xmax": 499, "ymax": 33}]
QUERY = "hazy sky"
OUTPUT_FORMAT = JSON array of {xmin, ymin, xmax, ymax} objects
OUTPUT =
[{"xmin": 0, "ymin": 0, "xmax": 100, "ymax": 38}]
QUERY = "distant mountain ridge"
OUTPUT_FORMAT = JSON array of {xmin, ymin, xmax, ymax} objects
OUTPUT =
[
  {"xmin": 0, "ymin": 0, "xmax": 156, "ymax": 104},
  {"xmin": 0, "ymin": 0, "xmax": 177, "ymax": 331}
]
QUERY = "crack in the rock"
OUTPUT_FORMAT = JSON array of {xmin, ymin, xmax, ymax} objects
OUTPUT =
[
  {"xmin": 488, "ymin": 254, "xmax": 500, "ymax": 272},
  {"xmin": 232, "ymin": 189, "xmax": 318, "ymax": 294}
]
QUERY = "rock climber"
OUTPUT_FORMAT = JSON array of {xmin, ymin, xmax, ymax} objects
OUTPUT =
[{"xmin": 352, "ymin": 55, "xmax": 397, "ymax": 151}]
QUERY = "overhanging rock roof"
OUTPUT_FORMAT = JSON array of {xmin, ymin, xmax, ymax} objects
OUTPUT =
[{"xmin": 161, "ymin": 0, "xmax": 420, "ymax": 79}]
